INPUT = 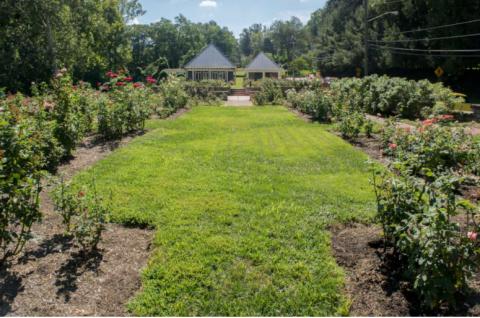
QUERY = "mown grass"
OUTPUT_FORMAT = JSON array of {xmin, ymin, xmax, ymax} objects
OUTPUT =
[
  {"xmin": 73, "ymin": 106, "xmax": 376, "ymax": 316},
  {"xmin": 232, "ymin": 73, "xmax": 244, "ymax": 89}
]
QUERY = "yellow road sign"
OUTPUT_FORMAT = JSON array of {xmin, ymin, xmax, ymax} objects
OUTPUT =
[
  {"xmin": 356, "ymin": 67, "xmax": 361, "ymax": 77},
  {"xmin": 434, "ymin": 67, "xmax": 444, "ymax": 78}
]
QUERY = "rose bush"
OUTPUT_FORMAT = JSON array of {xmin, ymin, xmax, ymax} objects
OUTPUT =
[
  {"xmin": 372, "ymin": 163, "xmax": 479, "ymax": 308},
  {"xmin": 0, "ymin": 103, "xmax": 46, "ymax": 266},
  {"xmin": 379, "ymin": 116, "xmax": 480, "ymax": 175}
]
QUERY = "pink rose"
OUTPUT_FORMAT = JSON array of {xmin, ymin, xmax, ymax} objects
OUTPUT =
[
  {"xmin": 468, "ymin": 232, "xmax": 477, "ymax": 240},
  {"xmin": 56, "ymin": 73, "xmax": 63, "ymax": 78},
  {"xmin": 61, "ymin": 68, "xmax": 68, "ymax": 73},
  {"xmin": 390, "ymin": 144, "xmax": 397, "ymax": 149}
]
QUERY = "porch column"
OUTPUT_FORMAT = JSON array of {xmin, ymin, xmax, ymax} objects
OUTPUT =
[
  {"xmin": 262, "ymin": 72, "xmax": 266, "ymax": 79},
  {"xmin": 209, "ymin": 70, "xmax": 212, "ymax": 80}
]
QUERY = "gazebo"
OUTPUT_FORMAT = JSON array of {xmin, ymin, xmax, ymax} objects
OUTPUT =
[
  {"xmin": 244, "ymin": 52, "xmax": 285, "ymax": 80},
  {"xmin": 185, "ymin": 44, "xmax": 236, "ymax": 82}
]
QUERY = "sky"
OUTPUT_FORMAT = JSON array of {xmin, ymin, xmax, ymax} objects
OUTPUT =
[{"xmin": 133, "ymin": 0, "xmax": 328, "ymax": 37}]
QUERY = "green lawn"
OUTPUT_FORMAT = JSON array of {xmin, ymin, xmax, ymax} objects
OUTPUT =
[
  {"xmin": 232, "ymin": 73, "xmax": 244, "ymax": 89},
  {"xmin": 74, "ymin": 106, "xmax": 376, "ymax": 316}
]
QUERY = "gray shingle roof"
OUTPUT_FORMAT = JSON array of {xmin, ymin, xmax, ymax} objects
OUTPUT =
[
  {"xmin": 244, "ymin": 52, "xmax": 284, "ymax": 71},
  {"xmin": 185, "ymin": 44, "xmax": 236, "ymax": 68}
]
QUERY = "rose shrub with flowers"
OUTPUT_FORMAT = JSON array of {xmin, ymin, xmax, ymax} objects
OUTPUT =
[
  {"xmin": 0, "ymin": 102, "xmax": 46, "ymax": 266},
  {"xmin": 372, "ymin": 162, "xmax": 479, "ymax": 309},
  {"xmin": 52, "ymin": 177, "xmax": 110, "ymax": 250},
  {"xmin": 379, "ymin": 117, "xmax": 480, "ymax": 175}
]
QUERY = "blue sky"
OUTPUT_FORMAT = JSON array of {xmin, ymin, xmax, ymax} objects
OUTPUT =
[{"xmin": 133, "ymin": 0, "xmax": 327, "ymax": 37}]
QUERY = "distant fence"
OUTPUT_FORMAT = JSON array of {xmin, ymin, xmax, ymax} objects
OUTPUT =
[
  {"xmin": 472, "ymin": 104, "xmax": 480, "ymax": 121},
  {"xmin": 246, "ymin": 87, "xmax": 296, "ymax": 97}
]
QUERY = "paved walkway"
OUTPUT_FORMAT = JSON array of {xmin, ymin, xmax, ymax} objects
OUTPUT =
[
  {"xmin": 366, "ymin": 114, "xmax": 480, "ymax": 135},
  {"xmin": 224, "ymin": 96, "xmax": 253, "ymax": 106}
]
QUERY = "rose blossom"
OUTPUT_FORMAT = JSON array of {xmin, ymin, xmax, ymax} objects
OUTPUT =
[
  {"xmin": 390, "ymin": 144, "xmax": 397, "ymax": 149},
  {"xmin": 468, "ymin": 232, "xmax": 477, "ymax": 240},
  {"xmin": 61, "ymin": 68, "xmax": 67, "ymax": 73}
]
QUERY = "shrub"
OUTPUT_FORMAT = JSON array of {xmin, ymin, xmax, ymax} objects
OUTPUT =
[
  {"xmin": 287, "ymin": 89, "xmax": 331, "ymax": 121},
  {"xmin": 379, "ymin": 117, "xmax": 480, "ymax": 175},
  {"xmin": 330, "ymin": 76, "xmax": 460, "ymax": 118},
  {"xmin": 252, "ymin": 83, "xmax": 283, "ymax": 106},
  {"xmin": 334, "ymin": 110, "xmax": 365, "ymax": 141},
  {"xmin": 52, "ymin": 176, "xmax": 87, "ymax": 234},
  {"xmin": 372, "ymin": 163, "xmax": 479, "ymax": 308},
  {"xmin": 51, "ymin": 178, "xmax": 110, "ymax": 250},
  {"xmin": 73, "ymin": 186, "xmax": 109, "ymax": 251},
  {"xmin": 156, "ymin": 78, "xmax": 191, "ymax": 117},
  {"xmin": 0, "ymin": 106, "xmax": 46, "ymax": 266},
  {"xmin": 51, "ymin": 70, "xmax": 87, "ymax": 155},
  {"xmin": 97, "ymin": 71, "xmax": 155, "ymax": 138}
]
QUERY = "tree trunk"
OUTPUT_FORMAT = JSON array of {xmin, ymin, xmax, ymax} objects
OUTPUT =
[{"xmin": 44, "ymin": 16, "xmax": 58, "ymax": 75}]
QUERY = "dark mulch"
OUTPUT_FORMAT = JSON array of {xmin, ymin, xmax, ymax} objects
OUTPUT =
[
  {"xmin": 0, "ymin": 107, "xmax": 190, "ymax": 316},
  {"xmin": 331, "ymin": 224, "xmax": 480, "ymax": 317},
  {"xmin": 284, "ymin": 106, "xmax": 316, "ymax": 123}
]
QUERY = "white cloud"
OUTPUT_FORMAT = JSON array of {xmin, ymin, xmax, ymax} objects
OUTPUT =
[
  {"xmin": 128, "ymin": 17, "xmax": 140, "ymax": 25},
  {"xmin": 199, "ymin": 1, "xmax": 217, "ymax": 7}
]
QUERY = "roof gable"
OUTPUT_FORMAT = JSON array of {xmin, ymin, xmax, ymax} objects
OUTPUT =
[
  {"xmin": 244, "ymin": 52, "xmax": 283, "ymax": 70},
  {"xmin": 185, "ymin": 44, "xmax": 236, "ymax": 68}
]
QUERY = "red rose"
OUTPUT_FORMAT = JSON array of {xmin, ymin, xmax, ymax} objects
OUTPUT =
[
  {"xmin": 390, "ymin": 144, "xmax": 397, "ymax": 149},
  {"xmin": 125, "ymin": 77, "xmax": 133, "ymax": 82},
  {"xmin": 97, "ymin": 82, "xmax": 102, "ymax": 87},
  {"xmin": 72, "ymin": 86, "xmax": 77, "ymax": 90},
  {"xmin": 78, "ymin": 191, "xmax": 84, "ymax": 197},
  {"xmin": 116, "ymin": 82, "xmax": 124, "ymax": 86}
]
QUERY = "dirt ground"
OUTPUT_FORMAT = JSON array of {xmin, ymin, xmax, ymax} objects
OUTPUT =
[
  {"xmin": 331, "ymin": 224, "xmax": 480, "ymax": 316},
  {"xmin": 0, "ymin": 108, "xmax": 191, "ymax": 316}
]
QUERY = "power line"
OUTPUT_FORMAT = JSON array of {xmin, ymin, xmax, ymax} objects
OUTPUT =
[
  {"xmin": 377, "ymin": 18, "xmax": 480, "ymax": 36},
  {"xmin": 315, "ymin": 44, "xmax": 357, "ymax": 55},
  {"xmin": 370, "ymin": 45, "xmax": 480, "ymax": 57},
  {"xmin": 374, "ymin": 0, "xmax": 409, "ymax": 5},
  {"xmin": 370, "ymin": 32, "xmax": 480, "ymax": 43},
  {"xmin": 370, "ymin": 44, "xmax": 480, "ymax": 52}
]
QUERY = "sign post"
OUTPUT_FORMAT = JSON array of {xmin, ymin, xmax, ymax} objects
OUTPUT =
[
  {"xmin": 434, "ymin": 67, "xmax": 444, "ymax": 82},
  {"xmin": 356, "ymin": 67, "xmax": 361, "ymax": 78}
]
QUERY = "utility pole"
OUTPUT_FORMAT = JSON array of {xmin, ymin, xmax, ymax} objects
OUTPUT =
[
  {"xmin": 292, "ymin": 35, "xmax": 296, "ymax": 79},
  {"xmin": 364, "ymin": 0, "xmax": 368, "ymax": 77}
]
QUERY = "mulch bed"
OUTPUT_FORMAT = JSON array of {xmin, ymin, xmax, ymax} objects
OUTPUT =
[
  {"xmin": 331, "ymin": 224, "xmax": 480, "ymax": 316},
  {"xmin": 0, "ymin": 107, "xmax": 191, "ymax": 316}
]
